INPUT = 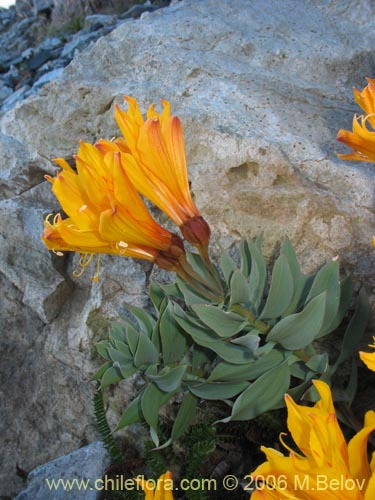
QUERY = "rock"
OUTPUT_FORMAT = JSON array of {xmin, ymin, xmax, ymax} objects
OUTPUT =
[
  {"xmin": 1, "ymin": 85, "xmax": 31, "ymax": 112},
  {"xmin": 13, "ymin": 442, "xmax": 110, "ymax": 500},
  {"xmin": 0, "ymin": 81, "xmax": 13, "ymax": 100},
  {"xmin": 1, "ymin": 0, "xmax": 375, "ymax": 496},
  {"xmin": 33, "ymin": 66, "xmax": 64, "ymax": 89},
  {"xmin": 83, "ymin": 14, "xmax": 117, "ymax": 31}
]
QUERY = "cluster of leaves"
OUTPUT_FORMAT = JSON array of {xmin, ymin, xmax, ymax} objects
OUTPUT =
[{"xmin": 92, "ymin": 238, "xmax": 369, "ymax": 447}]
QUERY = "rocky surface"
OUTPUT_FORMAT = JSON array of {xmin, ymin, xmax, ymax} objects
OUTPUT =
[
  {"xmin": 1, "ymin": 0, "xmax": 375, "ymax": 496},
  {"xmin": 0, "ymin": 0, "xmax": 169, "ymax": 113},
  {"xmin": 14, "ymin": 442, "xmax": 110, "ymax": 500}
]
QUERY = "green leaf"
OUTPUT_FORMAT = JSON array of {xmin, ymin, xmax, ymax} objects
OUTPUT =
[
  {"xmin": 247, "ymin": 240, "xmax": 267, "ymax": 312},
  {"xmin": 305, "ymin": 260, "xmax": 340, "ymax": 336},
  {"xmin": 191, "ymin": 304, "xmax": 247, "ymax": 338},
  {"xmin": 100, "ymin": 366, "xmax": 123, "ymax": 389},
  {"xmin": 107, "ymin": 347, "xmax": 133, "ymax": 364},
  {"xmin": 115, "ymin": 362, "xmax": 137, "ymax": 378},
  {"xmin": 171, "ymin": 392, "xmax": 198, "ymax": 442},
  {"xmin": 96, "ymin": 341, "xmax": 110, "ymax": 360},
  {"xmin": 318, "ymin": 274, "xmax": 354, "ymax": 337},
  {"xmin": 230, "ymin": 332, "xmax": 260, "ymax": 352},
  {"xmin": 240, "ymin": 239, "xmax": 252, "ymax": 277},
  {"xmin": 187, "ymin": 381, "xmax": 249, "ymax": 400},
  {"xmin": 141, "ymin": 383, "xmax": 174, "ymax": 437},
  {"xmin": 113, "ymin": 340, "xmax": 132, "ymax": 359},
  {"xmin": 116, "ymin": 394, "xmax": 143, "ymax": 430},
  {"xmin": 220, "ymin": 253, "xmax": 238, "ymax": 284},
  {"xmin": 177, "ymin": 278, "xmax": 209, "ymax": 306},
  {"xmin": 191, "ymin": 345, "xmax": 214, "ymax": 373},
  {"xmin": 109, "ymin": 322, "xmax": 126, "ymax": 343},
  {"xmin": 146, "ymin": 365, "xmax": 187, "ymax": 393},
  {"xmin": 259, "ymin": 254, "xmax": 294, "ymax": 320},
  {"xmin": 305, "ymin": 353, "xmax": 329, "ymax": 373},
  {"xmin": 331, "ymin": 288, "xmax": 369, "ymax": 372},
  {"xmin": 223, "ymin": 361, "xmax": 290, "ymax": 421},
  {"xmin": 126, "ymin": 324, "xmax": 140, "ymax": 355},
  {"xmin": 90, "ymin": 361, "xmax": 112, "ymax": 381},
  {"xmin": 159, "ymin": 302, "xmax": 187, "ymax": 364},
  {"xmin": 149, "ymin": 280, "xmax": 167, "ymax": 311},
  {"xmin": 208, "ymin": 349, "xmax": 286, "ymax": 382},
  {"xmin": 133, "ymin": 332, "xmax": 159, "ymax": 368},
  {"xmin": 281, "ymin": 238, "xmax": 313, "ymax": 316},
  {"xmin": 125, "ymin": 303, "xmax": 156, "ymax": 336},
  {"xmin": 230, "ymin": 270, "xmax": 251, "ymax": 305},
  {"xmin": 267, "ymin": 292, "xmax": 326, "ymax": 350},
  {"xmin": 174, "ymin": 305, "xmax": 254, "ymax": 364}
]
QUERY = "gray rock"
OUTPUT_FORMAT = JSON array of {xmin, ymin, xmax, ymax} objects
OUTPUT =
[
  {"xmin": 0, "ymin": 81, "xmax": 12, "ymax": 101},
  {"xmin": 13, "ymin": 442, "xmax": 110, "ymax": 500},
  {"xmin": 1, "ymin": 84, "xmax": 31, "ymax": 112},
  {"xmin": 84, "ymin": 14, "xmax": 117, "ymax": 31},
  {"xmin": 33, "ymin": 66, "xmax": 64, "ymax": 89},
  {"xmin": 1, "ymin": 0, "xmax": 375, "ymax": 496}
]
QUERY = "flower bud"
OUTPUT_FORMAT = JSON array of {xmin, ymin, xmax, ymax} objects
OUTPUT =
[{"xmin": 180, "ymin": 216, "xmax": 211, "ymax": 247}]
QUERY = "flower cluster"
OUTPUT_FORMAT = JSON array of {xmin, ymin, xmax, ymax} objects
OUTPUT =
[
  {"xmin": 42, "ymin": 98, "xmax": 211, "ymax": 282},
  {"xmin": 337, "ymin": 78, "xmax": 375, "ymax": 162},
  {"xmin": 250, "ymin": 380, "xmax": 375, "ymax": 499}
]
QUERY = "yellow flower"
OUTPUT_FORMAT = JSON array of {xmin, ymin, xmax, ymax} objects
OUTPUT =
[
  {"xmin": 337, "ymin": 114, "xmax": 375, "ymax": 162},
  {"xmin": 42, "ymin": 141, "xmax": 185, "ymax": 278},
  {"xmin": 250, "ymin": 380, "xmax": 375, "ymax": 500},
  {"xmin": 360, "ymin": 337, "xmax": 375, "ymax": 372},
  {"xmin": 107, "ymin": 97, "xmax": 211, "ymax": 251},
  {"xmin": 136, "ymin": 471, "xmax": 174, "ymax": 500},
  {"xmin": 353, "ymin": 78, "xmax": 375, "ymax": 127}
]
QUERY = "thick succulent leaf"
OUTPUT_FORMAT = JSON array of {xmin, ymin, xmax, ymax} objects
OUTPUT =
[
  {"xmin": 125, "ymin": 303, "xmax": 156, "ymax": 336},
  {"xmin": 259, "ymin": 254, "xmax": 294, "ymax": 320},
  {"xmin": 191, "ymin": 345, "xmax": 214, "ymax": 373},
  {"xmin": 146, "ymin": 365, "xmax": 187, "ymax": 393},
  {"xmin": 115, "ymin": 362, "xmax": 137, "ymax": 379},
  {"xmin": 90, "ymin": 361, "xmax": 112, "ymax": 381},
  {"xmin": 126, "ymin": 324, "xmax": 140, "ymax": 355},
  {"xmin": 141, "ymin": 383, "xmax": 174, "ymax": 437},
  {"xmin": 220, "ymin": 253, "xmax": 238, "ymax": 284},
  {"xmin": 161, "ymin": 282, "xmax": 183, "ymax": 299},
  {"xmin": 133, "ymin": 332, "xmax": 159, "ymax": 368},
  {"xmin": 177, "ymin": 278, "xmax": 209, "ymax": 306},
  {"xmin": 305, "ymin": 260, "xmax": 340, "ymax": 336},
  {"xmin": 317, "ymin": 274, "xmax": 354, "ymax": 337},
  {"xmin": 151, "ymin": 298, "xmax": 168, "ymax": 351},
  {"xmin": 107, "ymin": 347, "xmax": 133, "ymax": 364},
  {"xmin": 187, "ymin": 381, "xmax": 249, "ymax": 400},
  {"xmin": 149, "ymin": 280, "xmax": 167, "ymax": 312},
  {"xmin": 100, "ymin": 366, "xmax": 123, "ymax": 389},
  {"xmin": 247, "ymin": 240, "xmax": 267, "ymax": 312},
  {"xmin": 174, "ymin": 304, "xmax": 255, "ymax": 364},
  {"xmin": 305, "ymin": 353, "xmax": 329, "ymax": 373},
  {"xmin": 109, "ymin": 322, "xmax": 127, "ymax": 343},
  {"xmin": 113, "ymin": 340, "xmax": 132, "ymax": 359},
  {"xmin": 230, "ymin": 270, "xmax": 251, "ymax": 306},
  {"xmin": 221, "ymin": 361, "xmax": 290, "ymax": 421},
  {"xmin": 240, "ymin": 239, "xmax": 252, "ymax": 277},
  {"xmin": 96, "ymin": 341, "xmax": 110, "ymax": 360},
  {"xmin": 208, "ymin": 349, "xmax": 286, "ymax": 382},
  {"xmin": 159, "ymin": 302, "xmax": 187, "ymax": 364},
  {"xmin": 230, "ymin": 332, "xmax": 260, "ymax": 352},
  {"xmin": 171, "ymin": 392, "xmax": 198, "ymax": 442},
  {"xmin": 266, "ymin": 292, "xmax": 326, "ymax": 350},
  {"xmin": 191, "ymin": 304, "xmax": 247, "ymax": 338},
  {"xmin": 331, "ymin": 288, "xmax": 369, "ymax": 372},
  {"xmin": 116, "ymin": 394, "xmax": 143, "ymax": 431},
  {"xmin": 281, "ymin": 238, "xmax": 313, "ymax": 316}
]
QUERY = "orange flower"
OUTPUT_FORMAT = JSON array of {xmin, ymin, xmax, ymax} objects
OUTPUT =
[
  {"xmin": 42, "ymin": 141, "xmax": 185, "ymax": 279},
  {"xmin": 360, "ymin": 337, "xmax": 375, "ymax": 372},
  {"xmin": 136, "ymin": 471, "xmax": 174, "ymax": 500},
  {"xmin": 353, "ymin": 78, "xmax": 375, "ymax": 126},
  {"xmin": 250, "ymin": 380, "xmax": 375, "ymax": 500},
  {"xmin": 337, "ymin": 114, "xmax": 375, "ymax": 162},
  {"xmin": 105, "ymin": 97, "xmax": 210, "ymax": 250}
]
